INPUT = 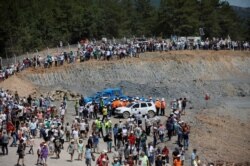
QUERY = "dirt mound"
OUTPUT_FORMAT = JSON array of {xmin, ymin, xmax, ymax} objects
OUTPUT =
[
  {"xmin": 0, "ymin": 74, "xmax": 38, "ymax": 97},
  {"xmin": 48, "ymin": 89, "xmax": 80, "ymax": 101}
]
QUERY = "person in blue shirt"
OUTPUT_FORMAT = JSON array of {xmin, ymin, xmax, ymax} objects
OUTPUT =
[
  {"xmin": 113, "ymin": 124, "xmax": 118, "ymax": 147},
  {"xmin": 85, "ymin": 144, "xmax": 93, "ymax": 166},
  {"xmin": 92, "ymin": 133, "xmax": 99, "ymax": 153}
]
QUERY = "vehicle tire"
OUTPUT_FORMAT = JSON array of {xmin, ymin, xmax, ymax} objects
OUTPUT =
[
  {"xmin": 147, "ymin": 110, "xmax": 155, "ymax": 118},
  {"xmin": 123, "ymin": 111, "xmax": 130, "ymax": 119}
]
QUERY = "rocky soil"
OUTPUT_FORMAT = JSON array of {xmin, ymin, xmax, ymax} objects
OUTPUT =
[{"xmin": 1, "ymin": 50, "xmax": 250, "ymax": 164}]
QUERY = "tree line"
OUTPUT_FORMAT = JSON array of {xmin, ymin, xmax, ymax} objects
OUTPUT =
[{"xmin": 0, "ymin": 0, "xmax": 249, "ymax": 57}]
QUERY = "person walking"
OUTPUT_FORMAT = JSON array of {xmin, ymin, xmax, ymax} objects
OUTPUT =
[
  {"xmin": 105, "ymin": 132, "xmax": 113, "ymax": 153},
  {"xmin": 102, "ymin": 106, "xmax": 108, "ymax": 122},
  {"xmin": 1, "ymin": 131, "xmax": 9, "ymax": 155},
  {"xmin": 67, "ymin": 140, "xmax": 75, "ymax": 162},
  {"xmin": 41, "ymin": 143, "xmax": 49, "ymax": 166},
  {"xmin": 17, "ymin": 139, "xmax": 25, "ymax": 166},
  {"xmin": 85, "ymin": 144, "xmax": 93, "ymax": 166},
  {"xmin": 191, "ymin": 149, "xmax": 197, "ymax": 166},
  {"xmin": 77, "ymin": 139, "xmax": 84, "ymax": 160},
  {"xmin": 93, "ymin": 133, "xmax": 99, "ymax": 153}
]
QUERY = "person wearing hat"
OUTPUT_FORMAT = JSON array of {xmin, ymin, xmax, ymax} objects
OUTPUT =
[
  {"xmin": 67, "ymin": 140, "xmax": 75, "ymax": 162},
  {"xmin": 155, "ymin": 98, "xmax": 161, "ymax": 116},
  {"xmin": 155, "ymin": 154, "xmax": 163, "ymax": 166},
  {"xmin": 173, "ymin": 154, "xmax": 182, "ymax": 166},
  {"xmin": 40, "ymin": 143, "xmax": 49, "ymax": 166},
  {"xmin": 160, "ymin": 98, "xmax": 166, "ymax": 116},
  {"xmin": 171, "ymin": 99, "xmax": 178, "ymax": 112},
  {"xmin": 102, "ymin": 106, "xmax": 108, "ymax": 122},
  {"xmin": 101, "ymin": 158, "xmax": 107, "ymax": 166},
  {"xmin": 104, "ymin": 118, "xmax": 112, "ymax": 135},
  {"xmin": 128, "ymin": 131, "xmax": 136, "ymax": 147},
  {"xmin": 96, "ymin": 151, "xmax": 109, "ymax": 166},
  {"xmin": 77, "ymin": 139, "xmax": 84, "ymax": 160},
  {"xmin": 95, "ymin": 117, "xmax": 103, "ymax": 138}
]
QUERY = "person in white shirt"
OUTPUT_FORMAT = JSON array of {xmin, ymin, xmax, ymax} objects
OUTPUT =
[
  {"xmin": 60, "ymin": 107, "xmax": 65, "ymax": 121},
  {"xmin": 122, "ymin": 126, "xmax": 128, "ymax": 145},
  {"xmin": 72, "ymin": 128, "xmax": 79, "ymax": 142},
  {"xmin": 79, "ymin": 120, "xmax": 86, "ymax": 138}
]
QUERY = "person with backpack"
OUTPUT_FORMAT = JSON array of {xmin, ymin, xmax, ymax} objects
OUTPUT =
[
  {"xmin": 84, "ymin": 134, "xmax": 91, "ymax": 148},
  {"xmin": 53, "ymin": 137, "xmax": 61, "ymax": 158}
]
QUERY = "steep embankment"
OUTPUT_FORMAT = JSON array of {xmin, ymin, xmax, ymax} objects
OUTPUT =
[{"xmin": 20, "ymin": 50, "xmax": 250, "ymax": 106}]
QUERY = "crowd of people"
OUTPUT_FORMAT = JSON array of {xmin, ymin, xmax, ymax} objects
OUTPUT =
[
  {"xmin": 0, "ymin": 37, "xmax": 249, "ymax": 81},
  {"xmin": 0, "ymin": 87, "xmax": 206, "ymax": 166}
]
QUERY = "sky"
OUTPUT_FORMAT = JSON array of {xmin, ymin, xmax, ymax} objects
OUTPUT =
[{"xmin": 226, "ymin": 0, "xmax": 250, "ymax": 7}]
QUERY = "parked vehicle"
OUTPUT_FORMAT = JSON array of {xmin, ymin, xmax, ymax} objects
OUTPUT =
[
  {"xmin": 84, "ymin": 88, "xmax": 128, "ymax": 105},
  {"xmin": 115, "ymin": 101, "xmax": 156, "ymax": 119}
]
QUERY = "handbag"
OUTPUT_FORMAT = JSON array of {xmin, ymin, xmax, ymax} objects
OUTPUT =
[{"xmin": 91, "ymin": 153, "xmax": 95, "ymax": 161}]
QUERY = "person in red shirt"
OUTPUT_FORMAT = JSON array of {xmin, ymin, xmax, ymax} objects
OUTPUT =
[
  {"xmin": 128, "ymin": 131, "xmax": 136, "ymax": 146},
  {"xmin": 96, "ymin": 151, "xmax": 109, "ymax": 166},
  {"xmin": 162, "ymin": 145, "xmax": 169, "ymax": 163},
  {"xmin": 7, "ymin": 121, "xmax": 15, "ymax": 134}
]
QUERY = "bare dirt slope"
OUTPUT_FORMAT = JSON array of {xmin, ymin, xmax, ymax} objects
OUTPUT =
[
  {"xmin": 0, "ymin": 75, "xmax": 38, "ymax": 97},
  {"xmin": 1, "ymin": 50, "xmax": 250, "ymax": 164}
]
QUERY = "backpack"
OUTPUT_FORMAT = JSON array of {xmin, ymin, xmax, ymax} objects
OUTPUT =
[
  {"xmin": 103, "ymin": 134, "xmax": 108, "ymax": 142},
  {"xmin": 17, "ymin": 144, "xmax": 24, "ymax": 154}
]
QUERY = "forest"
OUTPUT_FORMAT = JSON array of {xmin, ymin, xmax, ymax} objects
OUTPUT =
[{"xmin": 0, "ymin": 0, "xmax": 249, "ymax": 57}]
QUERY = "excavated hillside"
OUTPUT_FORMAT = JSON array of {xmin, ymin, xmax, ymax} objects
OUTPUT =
[
  {"xmin": 20, "ymin": 50, "xmax": 250, "ymax": 105},
  {"xmin": 1, "ymin": 50, "xmax": 250, "ymax": 164}
]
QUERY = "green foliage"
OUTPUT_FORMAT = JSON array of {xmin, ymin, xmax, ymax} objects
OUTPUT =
[{"xmin": 0, "ymin": 0, "xmax": 247, "ymax": 57}]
